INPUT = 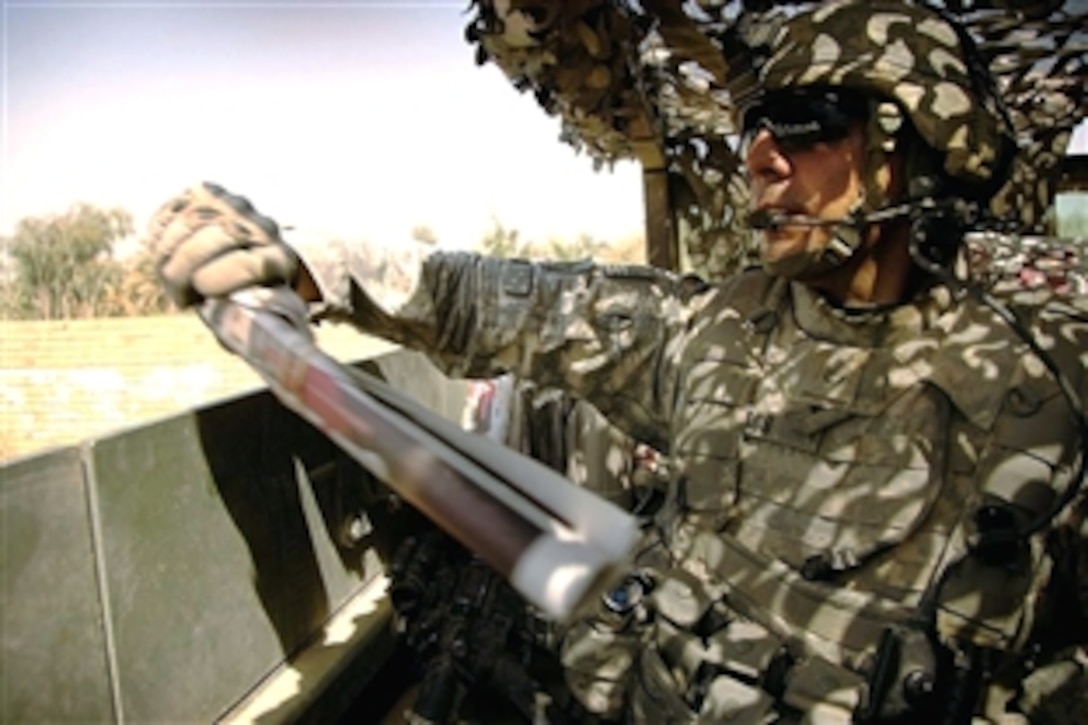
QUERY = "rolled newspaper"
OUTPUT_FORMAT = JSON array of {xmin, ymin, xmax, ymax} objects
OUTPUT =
[{"xmin": 201, "ymin": 288, "xmax": 638, "ymax": 621}]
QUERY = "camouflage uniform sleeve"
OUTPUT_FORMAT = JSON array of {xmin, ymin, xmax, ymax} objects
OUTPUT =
[{"xmin": 287, "ymin": 231, "xmax": 686, "ymax": 451}]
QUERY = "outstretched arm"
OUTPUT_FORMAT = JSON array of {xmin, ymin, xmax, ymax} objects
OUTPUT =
[
  {"xmin": 148, "ymin": 181, "xmax": 684, "ymax": 451},
  {"xmin": 294, "ymin": 238, "xmax": 685, "ymax": 452}
]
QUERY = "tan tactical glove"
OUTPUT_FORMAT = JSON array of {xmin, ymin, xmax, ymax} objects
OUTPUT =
[{"xmin": 148, "ymin": 182, "xmax": 299, "ymax": 307}]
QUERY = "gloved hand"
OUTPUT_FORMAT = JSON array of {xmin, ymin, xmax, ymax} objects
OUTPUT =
[{"xmin": 147, "ymin": 182, "xmax": 299, "ymax": 307}]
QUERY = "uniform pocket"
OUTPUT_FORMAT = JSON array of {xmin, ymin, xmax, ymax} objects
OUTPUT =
[{"xmin": 732, "ymin": 384, "xmax": 953, "ymax": 573}]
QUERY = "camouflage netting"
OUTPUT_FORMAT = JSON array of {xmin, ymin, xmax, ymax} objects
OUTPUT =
[{"xmin": 464, "ymin": 0, "xmax": 1087, "ymax": 280}]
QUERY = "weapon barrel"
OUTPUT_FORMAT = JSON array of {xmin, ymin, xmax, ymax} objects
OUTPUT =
[{"xmin": 200, "ymin": 290, "xmax": 638, "ymax": 621}]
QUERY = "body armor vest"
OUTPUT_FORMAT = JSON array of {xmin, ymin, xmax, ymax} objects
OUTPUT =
[
  {"xmin": 565, "ymin": 270, "xmax": 1079, "ymax": 722},
  {"xmin": 309, "ymin": 243, "xmax": 1086, "ymax": 721}
]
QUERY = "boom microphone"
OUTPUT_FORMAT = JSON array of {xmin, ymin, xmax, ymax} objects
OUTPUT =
[
  {"xmin": 747, "ymin": 208, "xmax": 842, "ymax": 230},
  {"xmin": 747, "ymin": 203, "xmax": 915, "ymax": 232}
]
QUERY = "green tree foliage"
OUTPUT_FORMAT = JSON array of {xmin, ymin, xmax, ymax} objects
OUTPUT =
[
  {"xmin": 114, "ymin": 248, "xmax": 174, "ymax": 316},
  {"xmin": 477, "ymin": 217, "xmax": 533, "ymax": 258},
  {"xmin": 543, "ymin": 233, "xmax": 607, "ymax": 261},
  {"xmin": 2, "ymin": 204, "xmax": 133, "ymax": 319},
  {"xmin": 475, "ymin": 218, "xmax": 631, "ymax": 262}
]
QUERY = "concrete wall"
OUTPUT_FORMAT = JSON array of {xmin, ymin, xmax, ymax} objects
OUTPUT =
[{"xmin": 0, "ymin": 315, "xmax": 398, "ymax": 462}]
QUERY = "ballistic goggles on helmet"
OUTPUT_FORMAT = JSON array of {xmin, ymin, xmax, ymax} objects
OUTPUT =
[{"xmin": 740, "ymin": 87, "xmax": 869, "ymax": 155}]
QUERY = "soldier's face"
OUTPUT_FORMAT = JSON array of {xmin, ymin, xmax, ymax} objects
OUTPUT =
[{"xmin": 744, "ymin": 121, "xmax": 870, "ymax": 274}]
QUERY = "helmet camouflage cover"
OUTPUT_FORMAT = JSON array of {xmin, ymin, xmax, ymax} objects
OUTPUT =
[{"xmin": 757, "ymin": 0, "xmax": 1016, "ymax": 189}]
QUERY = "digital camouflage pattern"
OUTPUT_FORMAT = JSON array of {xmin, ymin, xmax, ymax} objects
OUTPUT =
[
  {"xmin": 283, "ymin": 227, "xmax": 1088, "ymax": 720},
  {"xmin": 221, "ymin": 3, "xmax": 1088, "ymax": 714},
  {"xmin": 145, "ymin": 0, "xmax": 1087, "ymax": 720}
]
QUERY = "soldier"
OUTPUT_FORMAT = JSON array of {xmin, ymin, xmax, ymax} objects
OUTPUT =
[{"xmin": 149, "ymin": 0, "xmax": 1087, "ymax": 721}]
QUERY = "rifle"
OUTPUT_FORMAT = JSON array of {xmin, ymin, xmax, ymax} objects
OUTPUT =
[{"xmin": 199, "ymin": 288, "xmax": 639, "ymax": 622}]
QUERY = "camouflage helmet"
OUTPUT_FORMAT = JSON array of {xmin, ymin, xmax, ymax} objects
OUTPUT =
[{"xmin": 757, "ymin": 0, "xmax": 1016, "ymax": 191}]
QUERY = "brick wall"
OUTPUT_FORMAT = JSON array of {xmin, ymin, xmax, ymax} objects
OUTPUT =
[{"xmin": 0, "ymin": 315, "xmax": 398, "ymax": 462}]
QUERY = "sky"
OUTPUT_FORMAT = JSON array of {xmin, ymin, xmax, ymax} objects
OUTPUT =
[
  {"xmin": 2, "ymin": 1, "xmax": 1085, "ymax": 254},
  {"xmin": 1, "ymin": 1, "xmax": 646, "ymax": 252}
]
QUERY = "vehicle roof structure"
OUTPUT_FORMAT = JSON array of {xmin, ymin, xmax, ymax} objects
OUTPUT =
[{"xmin": 464, "ymin": 0, "xmax": 1087, "ymax": 276}]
